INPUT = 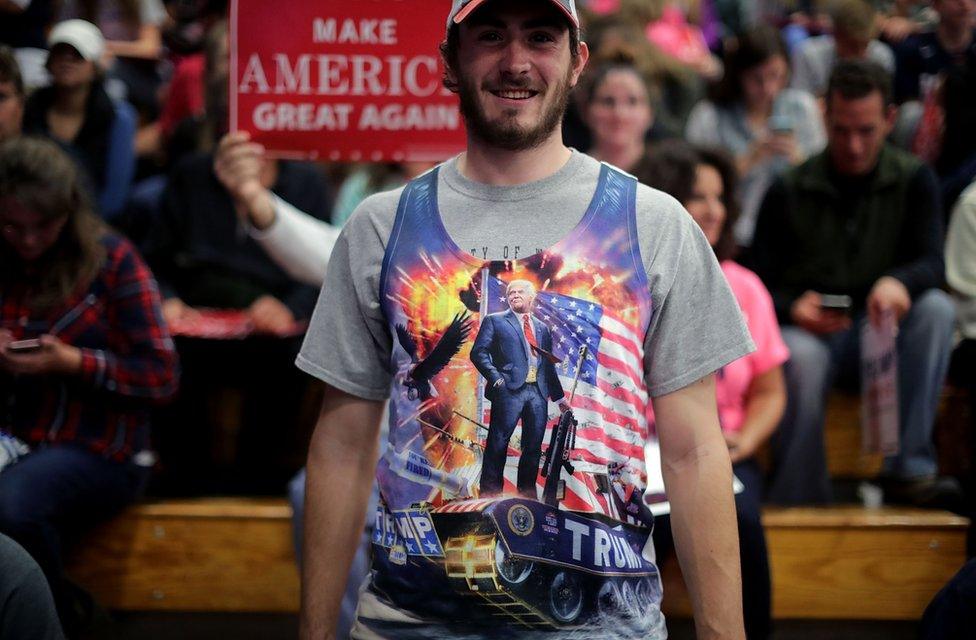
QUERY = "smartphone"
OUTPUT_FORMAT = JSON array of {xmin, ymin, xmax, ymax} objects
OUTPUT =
[
  {"xmin": 768, "ymin": 113, "xmax": 795, "ymax": 134},
  {"xmin": 6, "ymin": 338, "xmax": 42, "ymax": 353},
  {"xmin": 820, "ymin": 294, "xmax": 853, "ymax": 312}
]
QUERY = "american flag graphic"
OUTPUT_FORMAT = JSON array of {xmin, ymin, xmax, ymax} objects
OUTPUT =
[{"xmin": 480, "ymin": 274, "xmax": 650, "ymax": 525}]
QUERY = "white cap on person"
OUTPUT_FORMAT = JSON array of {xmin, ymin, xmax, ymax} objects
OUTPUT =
[{"xmin": 47, "ymin": 20, "xmax": 106, "ymax": 63}]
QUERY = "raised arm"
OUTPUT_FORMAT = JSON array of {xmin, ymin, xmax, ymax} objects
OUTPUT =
[
  {"xmin": 300, "ymin": 386, "xmax": 384, "ymax": 640},
  {"xmin": 653, "ymin": 374, "xmax": 745, "ymax": 640}
]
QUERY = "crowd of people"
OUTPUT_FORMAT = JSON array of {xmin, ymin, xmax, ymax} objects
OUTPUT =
[{"xmin": 1, "ymin": 0, "xmax": 975, "ymax": 637}]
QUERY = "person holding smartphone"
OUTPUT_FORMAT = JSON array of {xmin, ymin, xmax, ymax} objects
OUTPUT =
[
  {"xmin": 0, "ymin": 137, "xmax": 177, "ymax": 635},
  {"xmin": 752, "ymin": 60, "xmax": 959, "ymax": 508},
  {"xmin": 685, "ymin": 25, "xmax": 825, "ymax": 251}
]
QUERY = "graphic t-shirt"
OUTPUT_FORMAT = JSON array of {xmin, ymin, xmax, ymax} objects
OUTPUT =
[{"xmin": 298, "ymin": 151, "xmax": 753, "ymax": 639}]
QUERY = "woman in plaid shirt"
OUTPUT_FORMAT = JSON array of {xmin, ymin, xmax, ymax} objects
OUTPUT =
[{"xmin": 0, "ymin": 137, "xmax": 177, "ymax": 633}]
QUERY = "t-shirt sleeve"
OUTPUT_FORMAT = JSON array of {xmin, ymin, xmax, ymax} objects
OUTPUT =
[
  {"xmin": 640, "ymin": 194, "xmax": 755, "ymax": 397},
  {"xmin": 295, "ymin": 198, "xmax": 395, "ymax": 400}
]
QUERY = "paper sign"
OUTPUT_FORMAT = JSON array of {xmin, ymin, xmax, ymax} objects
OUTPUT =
[
  {"xmin": 860, "ymin": 311, "xmax": 900, "ymax": 456},
  {"xmin": 642, "ymin": 438, "xmax": 743, "ymax": 516},
  {"xmin": 229, "ymin": 0, "xmax": 466, "ymax": 161}
]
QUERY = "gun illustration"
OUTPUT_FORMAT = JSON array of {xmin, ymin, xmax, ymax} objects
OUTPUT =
[{"xmin": 541, "ymin": 345, "xmax": 588, "ymax": 507}]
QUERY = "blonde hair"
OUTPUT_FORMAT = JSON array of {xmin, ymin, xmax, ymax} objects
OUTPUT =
[{"xmin": 830, "ymin": 0, "xmax": 879, "ymax": 41}]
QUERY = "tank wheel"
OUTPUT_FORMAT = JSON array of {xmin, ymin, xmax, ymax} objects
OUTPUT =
[
  {"xmin": 597, "ymin": 581, "xmax": 623, "ymax": 615},
  {"xmin": 635, "ymin": 576, "xmax": 661, "ymax": 613},
  {"xmin": 549, "ymin": 571, "xmax": 584, "ymax": 623},
  {"xmin": 494, "ymin": 542, "xmax": 533, "ymax": 585},
  {"xmin": 619, "ymin": 580, "xmax": 638, "ymax": 616}
]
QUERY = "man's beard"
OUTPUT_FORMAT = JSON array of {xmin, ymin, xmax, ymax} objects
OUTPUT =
[{"xmin": 458, "ymin": 70, "xmax": 572, "ymax": 152}]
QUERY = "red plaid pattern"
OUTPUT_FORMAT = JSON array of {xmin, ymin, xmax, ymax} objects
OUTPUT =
[{"xmin": 1, "ymin": 232, "xmax": 179, "ymax": 462}]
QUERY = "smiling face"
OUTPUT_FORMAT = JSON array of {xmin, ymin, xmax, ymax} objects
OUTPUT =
[
  {"xmin": 451, "ymin": 0, "xmax": 588, "ymax": 151},
  {"xmin": 685, "ymin": 164, "xmax": 727, "ymax": 247},
  {"xmin": 586, "ymin": 68, "xmax": 653, "ymax": 150},
  {"xmin": 506, "ymin": 281, "xmax": 536, "ymax": 313}
]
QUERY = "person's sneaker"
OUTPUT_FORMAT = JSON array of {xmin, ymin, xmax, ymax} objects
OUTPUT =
[{"xmin": 881, "ymin": 475, "xmax": 965, "ymax": 511}]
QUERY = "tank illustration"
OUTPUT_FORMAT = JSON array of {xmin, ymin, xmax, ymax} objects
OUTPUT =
[{"xmin": 373, "ymin": 496, "xmax": 661, "ymax": 629}]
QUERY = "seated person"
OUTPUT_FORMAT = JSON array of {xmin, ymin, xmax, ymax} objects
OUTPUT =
[
  {"xmin": 581, "ymin": 53, "xmax": 657, "ymax": 176},
  {"xmin": 752, "ymin": 60, "xmax": 959, "ymax": 507},
  {"xmin": 146, "ymin": 125, "xmax": 333, "ymax": 495},
  {"xmin": 0, "ymin": 46, "xmax": 24, "ymax": 144},
  {"xmin": 0, "ymin": 533, "xmax": 64, "ymax": 640},
  {"xmin": 686, "ymin": 25, "xmax": 825, "ymax": 249},
  {"xmin": 0, "ymin": 0, "xmax": 54, "ymax": 90},
  {"xmin": 56, "ymin": 0, "xmax": 168, "ymax": 120},
  {"xmin": 640, "ymin": 141, "xmax": 788, "ymax": 640},
  {"xmin": 894, "ymin": 0, "xmax": 976, "ymax": 104},
  {"xmin": 938, "ymin": 54, "xmax": 976, "ymax": 212},
  {"xmin": 791, "ymin": 0, "xmax": 895, "ymax": 97},
  {"xmin": 0, "ymin": 137, "xmax": 177, "ymax": 633},
  {"xmin": 945, "ymin": 178, "xmax": 976, "ymax": 507},
  {"xmin": 892, "ymin": 0, "xmax": 976, "ymax": 152},
  {"xmin": 21, "ymin": 20, "xmax": 137, "ymax": 220}
]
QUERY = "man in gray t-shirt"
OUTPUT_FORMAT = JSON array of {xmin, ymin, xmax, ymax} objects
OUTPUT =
[{"xmin": 297, "ymin": 1, "xmax": 753, "ymax": 639}]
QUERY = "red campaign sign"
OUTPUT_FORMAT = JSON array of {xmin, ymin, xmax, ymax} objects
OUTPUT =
[{"xmin": 229, "ymin": 0, "xmax": 466, "ymax": 161}]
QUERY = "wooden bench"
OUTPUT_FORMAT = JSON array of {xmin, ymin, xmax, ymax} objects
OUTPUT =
[
  {"xmin": 661, "ymin": 506, "xmax": 969, "ymax": 620},
  {"xmin": 824, "ymin": 386, "xmax": 972, "ymax": 480},
  {"xmin": 66, "ymin": 499, "xmax": 969, "ymax": 620},
  {"xmin": 66, "ymin": 499, "xmax": 298, "ymax": 613}
]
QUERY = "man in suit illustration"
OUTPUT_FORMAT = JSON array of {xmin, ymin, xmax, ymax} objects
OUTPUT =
[{"xmin": 471, "ymin": 279, "xmax": 569, "ymax": 497}]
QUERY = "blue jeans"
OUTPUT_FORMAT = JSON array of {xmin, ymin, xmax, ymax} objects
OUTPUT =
[
  {"xmin": 768, "ymin": 289, "xmax": 956, "ymax": 504},
  {"xmin": 0, "ymin": 445, "xmax": 150, "ymax": 629}
]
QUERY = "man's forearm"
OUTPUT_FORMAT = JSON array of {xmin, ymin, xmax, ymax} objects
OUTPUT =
[
  {"xmin": 655, "ymin": 375, "xmax": 744, "ymax": 639},
  {"xmin": 663, "ymin": 436, "xmax": 743, "ymax": 639},
  {"xmin": 300, "ymin": 390, "xmax": 382, "ymax": 640}
]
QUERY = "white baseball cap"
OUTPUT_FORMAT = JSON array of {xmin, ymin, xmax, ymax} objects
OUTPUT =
[{"xmin": 48, "ymin": 20, "xmax": 105, "ymax": 63}]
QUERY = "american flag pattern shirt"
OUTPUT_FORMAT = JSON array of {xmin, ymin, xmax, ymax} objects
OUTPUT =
[{"xmin": 364, "ymin": 164, "xmax": 667, "ymax": 638}]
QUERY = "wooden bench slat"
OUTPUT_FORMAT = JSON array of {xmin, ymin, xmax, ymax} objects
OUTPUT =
[
  {"xmin": 762, "ymin": 506, "xmax": 970, "ymax": 529},
  {"xmin": 126, "ymin": 498, "xmax": 293, "ymax": 520}
]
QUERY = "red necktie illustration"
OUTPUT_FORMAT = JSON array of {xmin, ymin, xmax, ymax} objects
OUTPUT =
[{"xmin": 522, "ymin": 315, "xmax": 537, "ymax": 349}]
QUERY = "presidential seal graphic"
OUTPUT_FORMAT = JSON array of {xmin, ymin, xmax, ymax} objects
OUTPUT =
[{"xmin": 507, "ymin": 504, "xmax": 535, "ymax": 536}]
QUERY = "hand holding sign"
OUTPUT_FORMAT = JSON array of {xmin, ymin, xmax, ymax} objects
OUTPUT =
[{"xmin": 214, "ymin": 132, "xmax": 276, "ymax": 230}]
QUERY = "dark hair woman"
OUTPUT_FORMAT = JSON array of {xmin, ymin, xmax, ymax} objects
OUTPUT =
[
  {"xmin": 685, "ymin": 25, "xmax": 825, "ymax": 249},
  {"xmin": 0, "ymin": 137, "xmax": 176, "ymax": 632},
  {"xmin": 580, "ymin": 52, "xmax": 657, "ymax": 175},
  {"xmin": 637, "ymin": 140, "xmax": 789, "ymax": 640},
  {"xmin": 22, "ymin": 20, "xmax": 137, "ymax": 220}
]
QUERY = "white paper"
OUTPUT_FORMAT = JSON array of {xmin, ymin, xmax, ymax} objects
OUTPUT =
[{"xmin": 643, "ymin": 439, "xmax": 743, "ymax": 516}]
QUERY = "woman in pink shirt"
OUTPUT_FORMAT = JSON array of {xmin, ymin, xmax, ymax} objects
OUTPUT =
[{"xmin": 639, "ymin": 141, "xmax": 789, "ymax": 640}]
